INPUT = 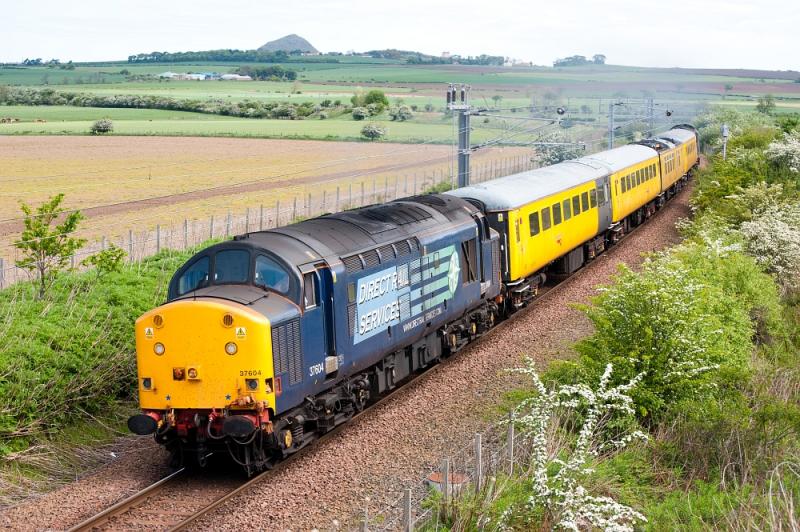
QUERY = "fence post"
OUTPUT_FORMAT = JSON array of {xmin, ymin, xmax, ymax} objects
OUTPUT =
[
  {"xmin": 292, "ymin": 196, "xmax": 297, "ymax": 222},
  {"xmin": 210, "ymin": 215, "xmax": 214, "ymax": 240},
  {"xmin": 384, "ymin": 176, "xmax": 388, "ymax": 199},
  {"xmin": 71, "ymin": 254, "xmax": 75, "ymax": 269},
  {"xmin": 275, "ymin": 200, "xmax": 280, "ymax": 228},
  {"xmin": 413, "ymin": 173, "xmax": 418, "ymax": 194},
  {"xmin": 475, "ymin": 433, "xmax": 483, "ymax": 491},
  {"xmin": 372, "ymin": 178, "xmax": 377, "ymax": 202},
  {"xmin": 361, "ymin": 182, "xmax": 365, "ymax": 206},
  {"xmin": 128, "ymin": 230, "xmax": 133, "ymax": 261},
  {"xmin": 156, "ymin": 224, "xmax": 161, "ymax": 253},
  {"xmin": 362, "ymin": 497, "xmax": 370, "ymax": 532},
  {"xmin": 245, "ymin": 208, "xmax": 250, "ymax": 233},
  {"xmin": 307, "ymin": 193, "xmax": 312, "ymax": 217},
  {"xmin": 101, "ymin": 236, "xmax": 106, "ymax": 251},
  {"xmin": 349, "ymin": 183, "xmax": 353, "ymax": 208},
  {"xmin": 336, "ymin": 186, "xmax": 340, "ymax": 212},
  {"xmin": 508, "ymin": 412, "xmax": 515, "ymax": 474},
  {"xmin": 183, "ymin": 219, "xmax": 188, "ymax": 248},
  {"xmin": 322, "ymin": 190, "xmax": 327, "ymax": 212},
  {"xmin": 0, "ymin": 257, "xmax": 4, "ymax": 289},
  {"xmin": 403, "ymin": 488, "xmax": 413, "ymax": 532},
  {"xmin": 259, "ymin": 204, "xmax": 264, "ymax": 231},
  {"xmin": 393, "ymin": 177, "xmax": 398, "ymax": 199},
  {"xmin": 225, "ymin": 212, "xmax": 231, "ymax": 237},
  {"xmin": 442, "ymin": 458, "xmax": 451, "ymax": 509}
]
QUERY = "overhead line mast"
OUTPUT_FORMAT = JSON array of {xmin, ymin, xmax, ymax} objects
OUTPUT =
[{"xmin": 447, "ymin": 84, "xmax": 472, "ymax": 188}]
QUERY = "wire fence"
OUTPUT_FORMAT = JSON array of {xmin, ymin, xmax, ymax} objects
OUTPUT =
[
  {"xmin": 0, "ymin": 154, "xmax": 536, "ymax": 289},
  {"xmin": 361, "ymin": 413, "xmax": 537, "ymax": 531}
]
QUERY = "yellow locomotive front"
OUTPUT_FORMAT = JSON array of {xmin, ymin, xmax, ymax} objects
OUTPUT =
[{"xmin": 128, "ymin": 298, "xmax": 278, "ymax": 453}]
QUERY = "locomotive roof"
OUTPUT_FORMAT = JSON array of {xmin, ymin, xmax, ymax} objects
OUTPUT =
[
  {"xmin": 235, "ymin": 194, "xmax": 479, "ymax": 267},
  {"xmin": 448, "ymin": 144, "xmax": 657, "ymax": 211},
  {"xmin": 654, "ymin": 127, "xmax": 695, "ymax": 145}
]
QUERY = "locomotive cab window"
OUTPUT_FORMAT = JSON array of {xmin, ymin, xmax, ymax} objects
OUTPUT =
[
  {"xmin": 214, "ymin": 249, "xmax": 250, "ymax": 284},
  {"xmin": 529, "ymin": 212, "xmax": 540, "ymax": 236},
  {"xmin": 461, "ymin": 239, "xmax": 478, "ymax": 284},
  {"xmin": 177, "ymin": 256, "xmax": 210, "ymax": 295},
  {"xmin": 255, "ymin": 254, "xmax": 290, "ymax": 295},
  {"xmin": 303, "ymin": 272, "xmax": 317, "ymax": 309}
]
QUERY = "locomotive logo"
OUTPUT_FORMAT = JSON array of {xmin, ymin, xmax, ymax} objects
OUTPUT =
[{"xmin": 354, "ymin": 244, "xmax": 458, "ymax": 344}]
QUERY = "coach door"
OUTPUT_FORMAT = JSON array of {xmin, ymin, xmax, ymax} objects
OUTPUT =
[{"xmin": 595, "ymin": 177, "xmax": 612, "ymax": 232}]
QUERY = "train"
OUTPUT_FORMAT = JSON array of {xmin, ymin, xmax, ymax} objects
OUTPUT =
[{"xmin": 127, "ymin": 125, "xmax": 699, "ymax": 475}]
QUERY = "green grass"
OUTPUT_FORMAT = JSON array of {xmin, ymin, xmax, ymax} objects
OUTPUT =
[{"xmin": 0, "ymin": 105, "xmax": 502, "ymax": 143}]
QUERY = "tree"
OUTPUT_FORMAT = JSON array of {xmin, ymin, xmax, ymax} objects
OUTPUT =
[
  {"xmin": 592, "ymin": 54, "xmax": 606, "ymax": 65},
  {"xmin": 756, "ymin": 94, "xmax": 776, "ymax": 115},
  {"xmin": 363, "ymin": 90, "xmax": 389, "ymax": 106},
  {"xmin": 361, "ymin": 123, "xmax": 386, "ymax": 140},
  {"xmin": 90, "ymin": 118, "xmax": 113, "ymax": 134},
  {"xmin": 491, "ymin": 95, "xmax": 503, "ymax": 107},
  {"xmin": 14, "ymin": 194, "xmax": 86, "ymax": 298}
]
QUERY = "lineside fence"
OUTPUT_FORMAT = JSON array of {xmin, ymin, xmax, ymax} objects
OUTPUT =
[
  {"xmin": 0, "ymin": 154, "xmax": 536, "ymax": 289},
  {"xmin": 360, "ymin": 413, "xmax": 531, "ymax": 531}
]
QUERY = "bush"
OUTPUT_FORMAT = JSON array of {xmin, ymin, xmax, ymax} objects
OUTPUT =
[
  {"xmin": 90, "ymin": 118, "xmax": 113, "ymax": 134},
  {"xmin": 553, "ymin": 251, "xmax": 754, "ymax": 424},
  {"xmin": 389, "ymin": 105, "xmax": 413, "ymax": 121},
  {"xmin": 351, "ymin": 107, "xmax": 369, "ymax": 121},
  {"xmin": 360, "ymin": 123, "xmax": 386, "ymax": 141}
]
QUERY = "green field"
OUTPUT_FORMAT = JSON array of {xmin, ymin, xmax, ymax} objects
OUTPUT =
[{"xmin": 2, "ymin": 61, "xmax": 798, "ymax": 142}]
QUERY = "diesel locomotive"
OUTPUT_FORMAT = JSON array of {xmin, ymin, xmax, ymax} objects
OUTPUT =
[{"xmin": 128, "ymin": 125, "xmax": 699, "ymax": 475}]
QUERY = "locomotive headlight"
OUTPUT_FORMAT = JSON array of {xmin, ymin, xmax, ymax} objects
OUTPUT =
[
  {"xmin": 246, "ymin": 378, "xmax": 258, "ymax": 391},
  {"xmin": 153, "ymin": 342, "xmax": 166, "ymax": 355},
  {"xmin": 225, "ymin": 342, "xmax": 238, "ymax": 355}
]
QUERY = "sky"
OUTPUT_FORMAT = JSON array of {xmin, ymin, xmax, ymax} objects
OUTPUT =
[{"xmin": 2, "ymin": 0, "xmax": 798, "ymax": 71}]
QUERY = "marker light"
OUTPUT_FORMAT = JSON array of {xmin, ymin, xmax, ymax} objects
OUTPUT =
[
  {"xmin": 154, "ymin": 342, "xmax": 165, "ymax": 355},
  {"xmin": 142, "ymin": 377, "xmax": 152, "ymax": 390},
  {"xmin": 187, "ymin": 368, "xmax": 198, "ymax": 379},
  {"xmin": 225, "ymin": 342, "xmax": 238, "ymax": 355}
]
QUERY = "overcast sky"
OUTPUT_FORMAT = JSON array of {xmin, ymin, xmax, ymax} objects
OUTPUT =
[{"xmin": 3, "ymin": 0, "xmax": 798, "ymax": 71}]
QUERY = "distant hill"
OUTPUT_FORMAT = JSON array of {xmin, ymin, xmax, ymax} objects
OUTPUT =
[{"xmin": 258, "ymin": 34, "xmax": 318, "ymax": 54}]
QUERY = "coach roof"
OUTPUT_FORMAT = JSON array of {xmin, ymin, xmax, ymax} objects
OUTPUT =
[
  {"xmin": 448, "ymin": 144, "xmax": 657, "ymax": 211},
  {"xmin": 654, "ymin": 127, "xmax": 695, "ymax": 145}
]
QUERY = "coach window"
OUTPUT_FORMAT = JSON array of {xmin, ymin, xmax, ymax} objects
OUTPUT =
[
  {"xmin": 214, "ymin": 249, "xmax": 250, "ymax": 284},
  {"xmin": 303, "ymin": 272, "xmax": 317, "ymax": 309},
  {"xmin": 572, "ymin": 195, "xmax": 581, "ymax": 216},
  {"xmin": 627, "ymin": 175, "xmax": 633, "ymax": 190},
  {"xmin": 581, "ymin": 191, "xmax": 589, "ymax": 211},
  {"xmin": 542, "ymin": 207, "xmax": 552, "ymax": 230},
  {"xmin": 177, "ymin": 256, "xmax": 210, "ymax": 295},
  {"xmin": 552, "ymin": 203, "xmax": 562, "ymax": 225},
  {"xmin": 529, "ymin": 212, "xmax": 540, "ymax": 236},
  {"xmin": 590, "ymin": 189, "xmax": 598, "ymax": 208},
  {"xmin": 255, "ymin": 254, "xmax": 290, "ymax": 295},
  {"xmin": 562, "ymin": 199, "xmax": 572, "ymax": 221}
]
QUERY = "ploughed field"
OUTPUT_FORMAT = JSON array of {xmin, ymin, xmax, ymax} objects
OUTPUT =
[{"xmin": 0, "ymin": 136, "xmax": 529, "ymax": 256}]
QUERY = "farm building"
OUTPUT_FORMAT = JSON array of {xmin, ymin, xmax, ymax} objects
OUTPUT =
[{"xmin": 220, "ymin": 74, "xmax": 253, "ymax": 81}]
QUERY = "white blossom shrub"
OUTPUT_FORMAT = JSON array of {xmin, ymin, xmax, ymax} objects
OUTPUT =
[
  {"xmin": 498, "ymin": 360, "xmax": 648, "ymax": 531},
  {"xmin": 555, "ymin": 256, "xmax": 753, "ymax": 422},
  {"xmin": 740, "ymin": 204, "xmax": 800, "ymax": 294},
  {"xmin": 764, "ymin": 130, "xmax": 800, "ymax": 173}
]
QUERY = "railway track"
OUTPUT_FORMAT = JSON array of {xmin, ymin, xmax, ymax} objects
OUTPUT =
[{"xmin": 68, "ymin": 183, "xmax": 688, "ymax": 531}]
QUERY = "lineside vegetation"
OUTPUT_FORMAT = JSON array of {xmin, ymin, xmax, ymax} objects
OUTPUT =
[{"xmin": 424, "ymin": 108, "xmax": 800, "ymax": 530}]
